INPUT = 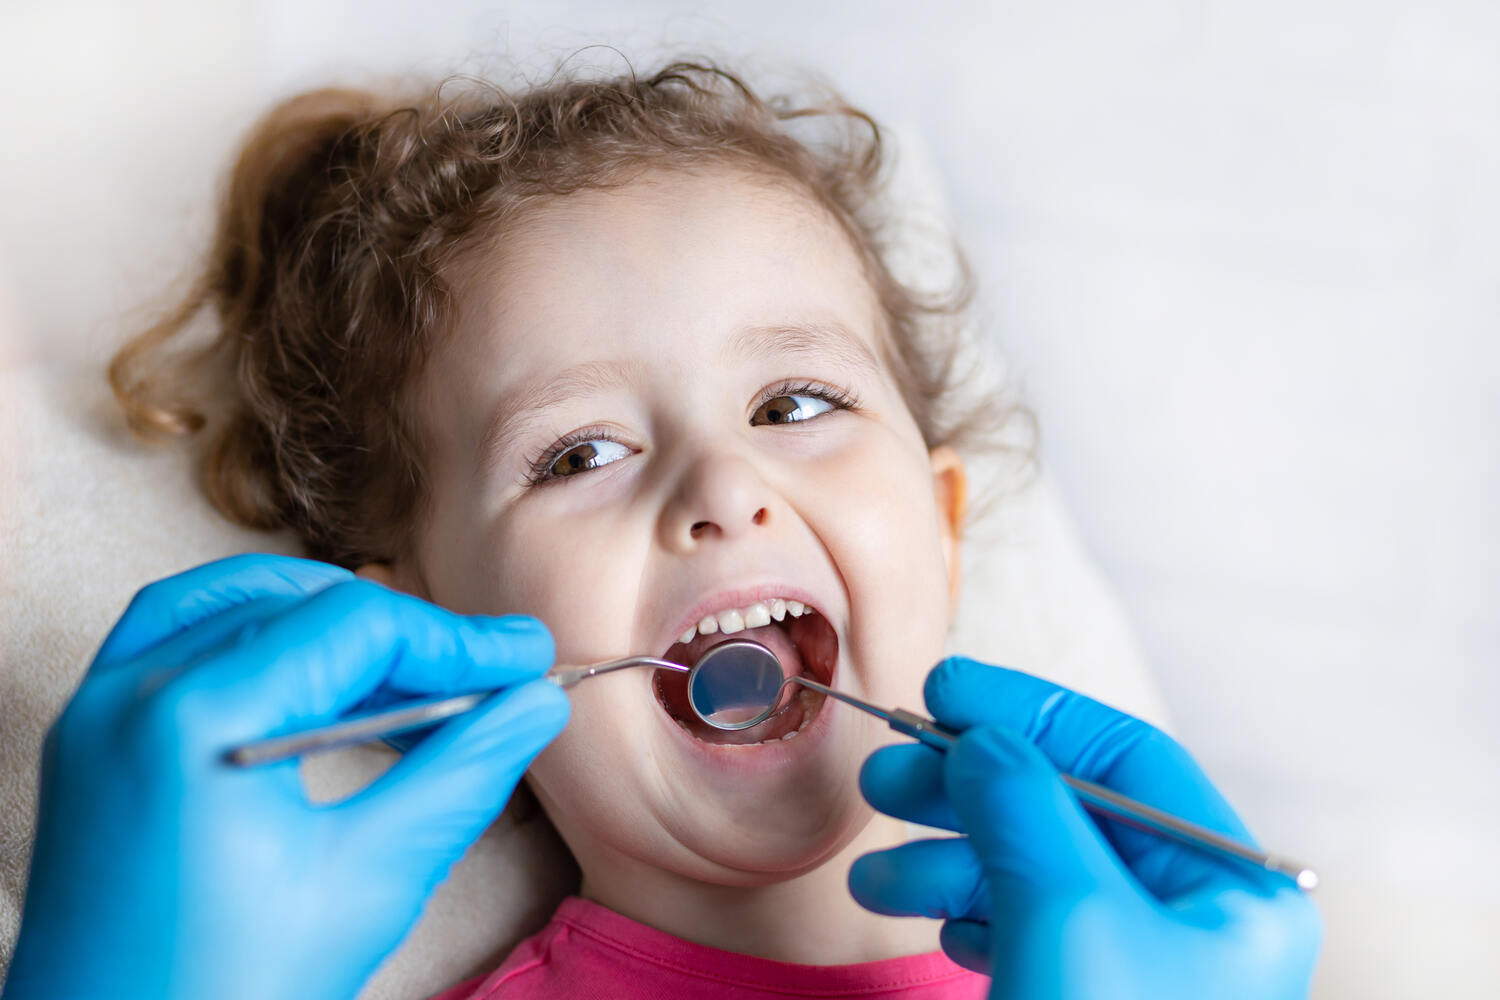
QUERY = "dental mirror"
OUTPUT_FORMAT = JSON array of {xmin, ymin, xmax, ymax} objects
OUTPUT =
[{"xmin": 686, "ymin": 639, "xmax": 792, "ymax": 729}]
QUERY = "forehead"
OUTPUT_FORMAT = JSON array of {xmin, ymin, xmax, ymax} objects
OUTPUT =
[{"xmin": 440, "ymin": 167, "xmax": 885, "ymax": 379}]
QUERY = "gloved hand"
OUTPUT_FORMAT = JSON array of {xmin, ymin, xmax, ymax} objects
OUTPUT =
[
  {"xmin": 4, "ymin": 554, "xmax": 569, "ymax": 1000},
  {"xmin": 848, "ymin": 657, "xmax": 1321, "ymax": 1000}
]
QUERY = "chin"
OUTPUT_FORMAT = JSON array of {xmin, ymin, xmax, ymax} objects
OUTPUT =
[
  {"xmin": 649, "ymin": 688, "xmax": 894, "ymax": 883},
  {"xmin": 670, "ymin": 776, "xmax": 878, "ymax": 884}
]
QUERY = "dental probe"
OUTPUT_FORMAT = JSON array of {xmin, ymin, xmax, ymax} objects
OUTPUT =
[
  {"xmin": 787, "ymin": 673, "xmax": 1320, "ymax": 892},
  {"xmin": 223, "ymin": 656, "xmax": 688, "ymax": 767}
]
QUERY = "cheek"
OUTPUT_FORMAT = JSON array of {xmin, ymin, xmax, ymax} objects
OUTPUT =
[
  {"xmin": 798, "ymin": 431, "xmax": 952, "ymax": 704},
  {"xmin": 526, "ymin": 681, "xmax": 665, "ymax": 837},
  {"xmin": 421, "ymin": 488, "xmax": 653, "ymax": 664},
  {"xmin": 420, "ymin": 500, "xmax": 681, "ymax": 852}
]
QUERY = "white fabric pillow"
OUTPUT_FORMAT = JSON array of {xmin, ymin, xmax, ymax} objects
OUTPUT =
[{"xmin": 0, "ymin": 129, "xmax": 1165, "ymax": 998}]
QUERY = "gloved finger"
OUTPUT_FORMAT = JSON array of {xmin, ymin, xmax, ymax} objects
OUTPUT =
[
  {"xmin": 169, "ymin": 579, "xmax": 554, "ymax": 750},
  {"xmin": 936, "ymin": 656, "xmax": 1266, "ymax": 899},
  {"xmin": 93, "ymin": 553, "xmax": 350, "ymax": 672},
  {"xmin": 1165, "ymin": 875, "xmax": 1324, "ymax": 995},
  {"xmin": 88, "ymin": 595, "xmax": 302, "ymax": 692},
  {"xmin": 848, "ymin": 837, "xmax": 989, "ymax": 922},
  {"xmin": 925, "ymin": 657, "xmax": 1160, "ymax": 779},
  {"xmin": 1138, "ymin": 828, "xmax": 1319, "ymax": 913},
  {"xmin": 938, "ymin": 920, "xmax": 991, "ymax": 975},
  {"xmin": 333, "ymin": 678, "xmax": 569, "ymax": 874},
  {"xmin": 58, "ymin": 595, "xmax": 307, "ymax": 746},
  {"xmin": 859, "ymin": 744, "xmax": 958, "ymax": 831},
  {"xmin": 927, "ymin": 658, "xmax": 1254, "ymax": 875},
  {"xmin": 945, "ymin": 724, "xmax": 1137, "ymax": 901},
  {"xmin": 1088, "ymin": 734, "xmax": 1268, "ymax": 902}
]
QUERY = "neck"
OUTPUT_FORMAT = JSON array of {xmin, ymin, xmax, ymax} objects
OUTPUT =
[{"xmin": 574, "ymin": 814, "xmax": 940, "ymax": 965}]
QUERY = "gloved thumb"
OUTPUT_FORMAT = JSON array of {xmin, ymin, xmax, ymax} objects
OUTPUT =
[
  {"xmin": 332, "ymin": 678, "xmax": 570, "ymax": 883},
  {"xmin": 944, "ymin": 725, "xmax": 1134, "ymax": 902},
  {"xmin": 938, "ymin": 919, "xmax": 991, "ymax": 974}
]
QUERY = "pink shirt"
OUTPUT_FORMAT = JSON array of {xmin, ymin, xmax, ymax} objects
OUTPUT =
[{"xmin": 429, "ymin": 896, "xmax": 990, "ymax": 1000}]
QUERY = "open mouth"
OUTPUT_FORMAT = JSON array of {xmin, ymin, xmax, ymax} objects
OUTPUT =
[{"xmin": 654, "ymin": 599, "xmax": 838, "ymax": 747}]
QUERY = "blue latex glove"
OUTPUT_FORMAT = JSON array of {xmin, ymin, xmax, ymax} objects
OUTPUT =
[
  {"xmin": 849, "ymin": 657, "xmax": 1321, "ymax": 999},
  {"xmin": 4, "ymin": 554, "xmax": 569, "ymax": 1000}
]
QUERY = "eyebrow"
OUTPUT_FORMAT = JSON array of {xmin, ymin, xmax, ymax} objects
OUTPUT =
[
  {"xmin": 476, "ymin": 321, "xmax": 883, "ymax": 477},
  {"xmin": 477, "ymin": 358, "xmax": 647, "ymax": 477},
  {"xmin": 728, "ymin": 321, "xmax": 883, "ymax": 383}
]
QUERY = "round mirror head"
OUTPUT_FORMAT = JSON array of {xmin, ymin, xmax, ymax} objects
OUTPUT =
[{"xmin": 687, "ymin": 640, "xmax": 786, "ymax": 730}]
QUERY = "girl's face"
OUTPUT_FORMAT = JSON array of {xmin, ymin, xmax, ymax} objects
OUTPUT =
[{"xmin": 383, "ymin": 167, "xmax": 964, "ymax": 887}]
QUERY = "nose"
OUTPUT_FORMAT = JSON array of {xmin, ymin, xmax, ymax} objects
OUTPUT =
[{"xmin": 658, "ymin": 449, "xmax": 773, "ymax": 553}]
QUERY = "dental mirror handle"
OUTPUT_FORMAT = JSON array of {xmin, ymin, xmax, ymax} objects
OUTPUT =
[
  {"xmin": 224, "ymin": 657, "xmax": 688, "ymax": 767},
  {"xmin": 793, "ymin": 680, "xmax": 1317, "ymax": 892},
  {"xmin": 547, "ymin": 656, "xmax": 686, "ymax": 689}
]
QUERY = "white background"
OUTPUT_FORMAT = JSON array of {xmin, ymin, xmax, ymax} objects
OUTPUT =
[{"xmin": 2, "ymin": 2, "xmax": 1496, "ymax": 996}]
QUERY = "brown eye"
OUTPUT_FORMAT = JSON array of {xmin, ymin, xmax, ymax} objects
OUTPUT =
[
  {"xmin": 548, "ymin": 440, "xmax": 629, "ymax": 478},
  {"xmin": 751, "ymin": 393, "xmax": 835, "ymax": 426}
]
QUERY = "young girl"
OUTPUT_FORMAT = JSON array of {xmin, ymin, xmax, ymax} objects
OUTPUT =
[
  {"xmin": 112, "ymin": 58, "xmax": 1000, "ymax": 997},
  {"xmin": 6, "ymin": 57, "xmax": 1317, "ymax": 1000}
]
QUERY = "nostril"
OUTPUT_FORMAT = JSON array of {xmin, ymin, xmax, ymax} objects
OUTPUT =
[
  {"xmin": 752, "ymin": 507, "xmax": 768, "ymax": 526},
  {"xmin": 690, "ymin": 521, "xmax": 711, "ymax": 537}
]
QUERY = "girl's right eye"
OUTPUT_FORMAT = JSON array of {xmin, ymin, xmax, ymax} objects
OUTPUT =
[{"xmin": 542, "ymin": 439, "xmax": 631, "ymax": 480}]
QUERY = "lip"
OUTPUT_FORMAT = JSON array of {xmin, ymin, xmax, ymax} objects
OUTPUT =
[{"xmin": 652, "ymin": 582, "xmax": 836, "ymax": 657}]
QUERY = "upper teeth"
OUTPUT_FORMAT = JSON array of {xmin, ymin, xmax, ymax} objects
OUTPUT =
[{"xmin": 678, "ymin": 598, "xmax": 809, "ymax": 644}]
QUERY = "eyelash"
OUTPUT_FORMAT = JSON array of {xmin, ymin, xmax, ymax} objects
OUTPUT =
[
  {"xmin": 521, "ymin": 380, "xmax": 860, "ymax": 488},
  {"xmin": 521, "ymin": 425, "xmax": 618, "ymax": 488},
  {"xmin": 759, "ymin": 379, "xmax": 861, "ymax": 418}
]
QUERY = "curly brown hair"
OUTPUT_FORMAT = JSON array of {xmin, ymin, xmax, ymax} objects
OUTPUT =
[{"xmin": 109, "ymin": 59, "xmax": 1027, "ymax": 567}]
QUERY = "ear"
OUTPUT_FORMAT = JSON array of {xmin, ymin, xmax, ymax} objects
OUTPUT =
[{"xmin": 929, "ymin": 444, "xmax": 967, "ymax": 608}]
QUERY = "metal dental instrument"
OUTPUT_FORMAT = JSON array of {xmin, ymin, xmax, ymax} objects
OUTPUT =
[
  {"xmin": 224, "ymin": 654, "xmax": 692, "ymax": 767},
  {"xmin": 223, "ymin": 637, "xmax": 1320, "ymax": 891},
  {"xmin": 225, "ymin": 638, "xmax": 793, "ymax": 766},
  {"xmin": 686, "ymin": 641, "xmax": 1320, "ymax": 892}
]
